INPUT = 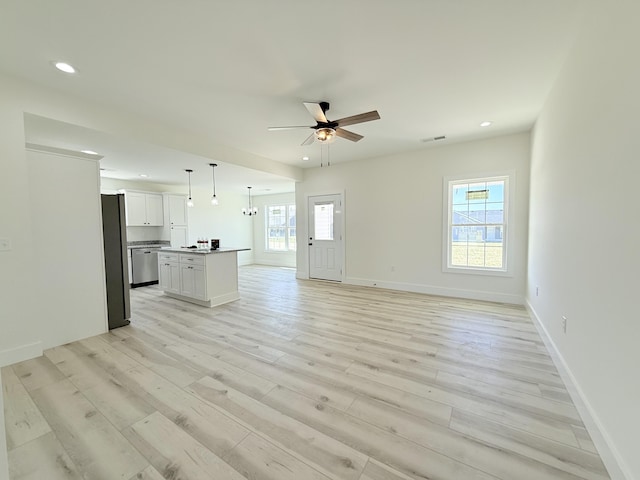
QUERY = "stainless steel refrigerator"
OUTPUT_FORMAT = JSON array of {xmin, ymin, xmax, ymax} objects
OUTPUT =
[{"xmin": 101, "ymin": 194, "xmax": 131, "ymax": 329}]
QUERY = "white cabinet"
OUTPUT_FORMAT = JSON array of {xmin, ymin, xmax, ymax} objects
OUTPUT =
[
  {"xmin": 170, "ymin": 225, "xmax": 188, "ymax": 248},
  {"xmin": 159, "ymin": 250, "xmax": 242, "ymax": 308},
  {"xmin": 158, "ymin": 253, "xmax": 180, "ymax": 293},
  {"xmin": 163, "ymin": 194, "xmax": 189, "ymax": 247},
  {"xmin": 124, "ymin": 191, "xmax": 164, "ymax": 226},
  {"xmin": 167, "ymin": 195, "xmax": 188, "ymax": 226},
  {"xmin": 180, "ymin": 263, "xmax": 206, "ymax": 300},
  {"xmin": 127, "ymin": 248, "xmax": 132, "ymax": 284}
]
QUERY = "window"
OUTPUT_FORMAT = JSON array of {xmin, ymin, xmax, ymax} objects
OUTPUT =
[
  {"xmin": 444, "ymin": 175, "xmax": 510, "ymax": 273},
  {"xmin": 266, "ymin": 204, "xmax": 296, "ymax": 251}
]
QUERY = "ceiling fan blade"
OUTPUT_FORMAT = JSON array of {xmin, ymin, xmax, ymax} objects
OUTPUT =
[
  {"xmin": 303, "ymin": 102, "xmax": 328, "ymax": 123},
  {"xmin": 335, "ymin": 128, "xmax": 364, "ymax": 142},
  {"xmin": 268, "ymin": 125, "xmax": 313, "ymax": 131},
  {"xmin": 335, "ymin": 110, "xmax": 380, "ymax": 127},
  {"xmin": 301, "ymin": 132, "xmax": 316, "ymax": 146}
]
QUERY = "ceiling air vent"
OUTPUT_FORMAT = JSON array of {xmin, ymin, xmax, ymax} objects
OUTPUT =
[{"xmin": 421, "ymin": 135, "xmax": 446, "ymax": 143}]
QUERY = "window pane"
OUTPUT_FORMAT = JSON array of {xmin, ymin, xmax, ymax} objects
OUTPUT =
[
  {"xmin": 314, "ymin": 203, "xmax": 334, "ymax": 240},
  {"xmin": 467, "ymin": 182, "xmax": 487, "ymax": 204},
  {"xmin": 448, "ymin": 178, "xmax": 507, "ymax": 271},
  {"xmin": 485, "ymin": 244, "xmax": 503, "ymax": 268},
  {"xmin": 487, "ymin": 181, "xmax": 504, "ymax": 202},
  {"xmin": 452, "ymin": 184, "xmax": 469, "ymax": 205},
  {"xmin": 486, "ymin": 204, "xmax": 504, "ymax": 224},
  {"xmin": 288, "ymin": 228, "xmax": 297, "ymax": 251}
]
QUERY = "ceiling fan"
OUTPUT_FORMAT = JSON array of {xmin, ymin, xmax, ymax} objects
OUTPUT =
[{"xmin": 268, "ymin": 101, "xmax": 380, "ymax": 145}]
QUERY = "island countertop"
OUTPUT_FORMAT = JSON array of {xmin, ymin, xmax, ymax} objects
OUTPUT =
[{"xmin": 159, "ymin": 247, "xmax": 250, "ymax": 255}]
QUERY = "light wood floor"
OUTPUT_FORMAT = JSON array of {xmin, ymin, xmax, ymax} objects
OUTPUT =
[{"xmin": 2, "ymin": 265, "xmax": 610, "ymax": 480}]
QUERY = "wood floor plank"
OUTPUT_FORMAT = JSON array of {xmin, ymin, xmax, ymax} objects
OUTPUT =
[
  {"xmin": 123, "ymin": 411, "xmax": 245, "ymax": 480},
  {"xmin": 215, "ymin": 347, "xmax": 358, "ymax": 412},
  {"xmin": 10, "ymin": 356, "xmax": 65, "ymax": 392},
  {"xmin": 262, "ymin": 385, "xmax": 499, "ymax": 480},
  {"xmin": 29, "ymin": 379, "xmax": 148, "ymax": 479},
  {"xmin": 113, "ymin": 364, "xmax": 250, "ymax": 458},
  {"xmin": 275, "ymin": 353, "xmax": 453, "ymax": 427},
  {"xmin": 346, "ymin": 360, "xmax": 579, "ymax": 446},
  {"xmin": 188, "ymin": 375, "xmax": 367, "ymax": 480},
  {"xmin": 347, "ymin": 395, "xmax": 585, "ymax": 480},
  {"xmin": 450, "ymin": 409, "xmax": 609, "ymax": 480},
  {"xmin": 8, "ymin": 431, "xmax": 83, "ymax": 480},
  {"xmin": 358, "ymin": 459, "xmax": 417, "ymax": 480},
  {"xmin": 224, "ymin": 432, "xmax": 334, "ymax": 480},
  {"xmin": 1, "ymin": 366, "xmax": 51, "ymax": 450},
  {"xmin": 128, "ymin": 465, "xmax": 166, "ymax": 480}
]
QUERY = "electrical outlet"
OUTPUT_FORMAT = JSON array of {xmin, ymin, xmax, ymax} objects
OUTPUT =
[
  {"xmin": 562, "ymin": 316, "xmax": 567, "ymax": 333},
  {"xmin": 0, "ymin": 238, "xmax": 11, "ymax": 252},
  {"xmin": 536, "ymin": 286, "xmax": 539, "ymax": 297}
]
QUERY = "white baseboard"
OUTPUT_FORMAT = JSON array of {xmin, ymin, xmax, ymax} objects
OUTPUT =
[
  {"xmin": 345, "ymin": 276, "xmax": 524, "ymax": 305},
  {"xmin": 296, "ymin": 270, "xmax": 309, "ymax": 280},
  {"xmin": 253, "ymin": 258, "xmax": 296, "ymax": 268},
  {"xmin": 526, "ymin": 300, "xmax": 631, "ymax": 480},
  {"xmin": 0, "ymin": 341, "xmax": 43, "ymax": 367}
]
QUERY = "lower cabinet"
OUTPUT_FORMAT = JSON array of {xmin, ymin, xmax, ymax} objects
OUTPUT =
[
  {"xmin": 159, "ymin": 259, "xmax": 180, "ymax": 294},
  {"xmin": 157, "ymin": 249, "xmax": 241, "ymax": 308},
  {"xmin": 180, "ymin": 263, "xmax": 206, "ymax": 300},
  {"xmin": 158, "ymin": 252, "xmax": 208, "ymax": 302}
]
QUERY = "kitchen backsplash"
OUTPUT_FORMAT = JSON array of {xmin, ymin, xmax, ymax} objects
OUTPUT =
[{"xmin": 126, "ymin": 226, "xmax": 165, "ymax": 242}]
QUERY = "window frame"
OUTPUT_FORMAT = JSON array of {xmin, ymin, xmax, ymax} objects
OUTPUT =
[
  {"xmin": 442, "ymin": 172, "xmax": 514, "ymax": 277},
  {"xmin": 264, "ymin": 203, "xmax": 297, "ymax": 252}
]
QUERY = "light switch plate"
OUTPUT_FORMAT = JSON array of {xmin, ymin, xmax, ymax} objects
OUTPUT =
[{"xmin": 0, "ymin": 238, "xmax": 11, "ymax": 251}]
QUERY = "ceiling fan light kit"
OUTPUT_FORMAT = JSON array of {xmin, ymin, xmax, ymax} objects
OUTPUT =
[
  {"xmin": 315, "ymin": 127, "xmax": 336, "ymax": 143},
  {"xmin": 268, "ymin": 101, "xmax": 380, "ymax": 149}
]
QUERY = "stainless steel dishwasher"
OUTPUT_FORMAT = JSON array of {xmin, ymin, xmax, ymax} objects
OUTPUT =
[{"xmin": 131, "ymin": 248, "xmax": 160, "ymax": 287}]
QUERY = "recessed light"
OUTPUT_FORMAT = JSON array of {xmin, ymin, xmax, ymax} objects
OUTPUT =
[
  {"xmin": 54, "ymin": 62, "xmax": 76, "ymax": 74},
  {"xmin": 81, "ymin": 150, "xmax": 99, "ymax": 155},
  {"xmin": 480, "ymin": 121, "xmax": 492, "ymax": 127},
  {"xmin": 302, "ymin": 156, "xmax": 310, "ymax": 161},
  {"xmin": 139, "ymin": 174, "xmax": 148, "ymax": 178}
]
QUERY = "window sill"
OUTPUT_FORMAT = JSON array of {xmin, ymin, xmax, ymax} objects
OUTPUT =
[{"xmin": 443, "ymin": 265, "xmax": 512, "ymax": 278}]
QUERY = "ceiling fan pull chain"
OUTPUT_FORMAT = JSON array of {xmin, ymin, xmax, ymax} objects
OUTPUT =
[{"xmin": 328, "ymin": 144, "xmax": 331, "ymax": 167}]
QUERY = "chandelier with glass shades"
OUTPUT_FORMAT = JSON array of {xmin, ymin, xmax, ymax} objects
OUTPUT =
[{"xmin": 242, "ymin": 186, "xmax": 258, "ymax": 216}]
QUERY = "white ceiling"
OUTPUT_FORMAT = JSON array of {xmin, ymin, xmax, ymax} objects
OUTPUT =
[{"xmin": 1, "ymin": 0, "xmax": 585, "ymax": 189}]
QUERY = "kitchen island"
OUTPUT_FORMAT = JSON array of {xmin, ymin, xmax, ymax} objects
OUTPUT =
[{"xmin": 157, "ymin": 247, "xmax": 250, "ymax": 307}]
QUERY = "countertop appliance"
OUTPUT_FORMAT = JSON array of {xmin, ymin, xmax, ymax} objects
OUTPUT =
[
  {"xmin": 131, "ymin": 247, "xmax": 160, "ymax": 287},
  {"xmin": 101, "ymin": 194, "xmax": 131, "ymax": 329}
]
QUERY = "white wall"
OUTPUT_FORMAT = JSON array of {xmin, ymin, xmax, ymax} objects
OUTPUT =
[
  {"xmin": 527, "ymin": 1, "xmax": 639, "ymax": 478},
  {"xmin": 296, "ymin": 133, "xmax": 530, "ymax": 304},
  {"xmin": 184, "ymin": 186, "xmax": 254, "ymax": 265},
  {"xmin": 0, "ymin": 369, "xmax": 7, "ymax": 480},
  {"xmin": 26, "ymin": 149, "xmax": 108, "ymax": 349},
  {"xmin": 252, "ymin": 192, "xmax": 297, "ymax": 268}
]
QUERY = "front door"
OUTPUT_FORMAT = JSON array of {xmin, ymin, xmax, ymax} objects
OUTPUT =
[{"xmin": 308, "ymin": 194, "xmax": 343, "ymax": 281}]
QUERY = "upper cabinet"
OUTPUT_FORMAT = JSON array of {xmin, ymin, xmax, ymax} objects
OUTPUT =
[
  {"xmin": 124, "ymin": 191, "xmax": 164, "ymax": 226},
  {"xmin": 167, "ymin": 194, "xmax": 188, "ymax": 226}
]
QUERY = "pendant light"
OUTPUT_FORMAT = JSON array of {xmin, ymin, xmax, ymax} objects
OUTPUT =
[
  {"xmin": 209, "ymin": 163, "xmax": 219, "ymax": 206},
  {"xmin": 185, "ymin": 169, "xmax": 194, "ymax": 207},
  {"xmin": 242, "ymin": 186, "xmax": 258, "ymax": 216}
]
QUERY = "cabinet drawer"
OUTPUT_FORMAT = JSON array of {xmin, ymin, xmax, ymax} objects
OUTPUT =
[
  {"xmin": 158, "ymin": 253, "xmax": 179, "ymax": 262},
  {"xmin": 180, "ymin": 254, "xmax": 205, "ymax": 266}
]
